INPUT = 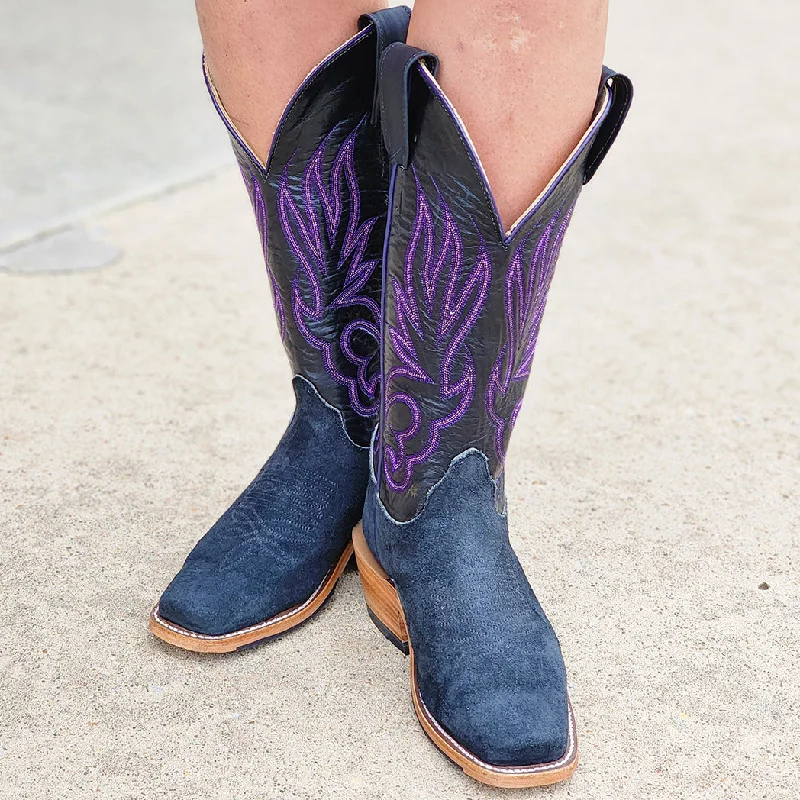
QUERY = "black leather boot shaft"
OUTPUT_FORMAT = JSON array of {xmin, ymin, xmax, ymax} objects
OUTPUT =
[
  {"xmin": 205, "ymin": 8, "xmax": 412, "ymax": 447},
  {"xmin": 375, "ymin": 45, "xmax": 633, "ymax": 521}
]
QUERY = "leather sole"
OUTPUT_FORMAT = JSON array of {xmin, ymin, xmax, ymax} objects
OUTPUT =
[
  {"xmin": 148, "ymin": 541, "xmax": 354, "ymax": 654},
  {"xmin": 352, "ymin": 523, "xmax": 578, "ymax": 788}
]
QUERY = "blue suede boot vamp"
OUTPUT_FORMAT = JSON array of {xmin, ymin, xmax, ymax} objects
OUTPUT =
[
  {"xmin": 158, "ymin": 378, "xmax": 367, "ymax": 636},
  {"xmin": 363, "ymin": 451, "xmax": 569, "ymax": 767}
]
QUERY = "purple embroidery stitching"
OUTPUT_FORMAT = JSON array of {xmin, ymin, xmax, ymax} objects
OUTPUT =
[
  {"xmin": 276, "ymin": 122, "xmax": 381, "ymax": 416},
  {"xmin": 240, "ymin": 166, "xmax": 287, "ymax": 340},
  {"xmin": 486, "ymin": 203, "xmax": 575, "ymax": 462},
  {"xmin": 383, "ymin": 175, "xmax": 491, "ymax": 491}
]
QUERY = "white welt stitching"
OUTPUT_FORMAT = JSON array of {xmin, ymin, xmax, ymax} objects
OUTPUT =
[
  {"xmin": 151, "ymin": 554, "xmax": 346, "ymax": 641},
  {"xmin": 415, "ymin": 683, "xmax": 577, "ymax": 775}
]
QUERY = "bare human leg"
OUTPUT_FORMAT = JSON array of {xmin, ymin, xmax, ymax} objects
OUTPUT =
[
  {"xmin": 196, "ymin": 0, "xmax": 387, "ymax": 162},
  {"xmin": 407, "ymin": 0, "xmax": 608, "ymax": 230}
]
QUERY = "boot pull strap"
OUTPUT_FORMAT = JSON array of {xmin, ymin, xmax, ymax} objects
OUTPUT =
[
  {"xmin": 378, "ymin": 43, "xmax": 440, "ymax": 168},
  {"xmin": 583, "ymin": 67, "xmax": 634, "ymax": 184},
  {"xmin": 359, "ymin": 6, "xmax": 413, "ymax": 125}
]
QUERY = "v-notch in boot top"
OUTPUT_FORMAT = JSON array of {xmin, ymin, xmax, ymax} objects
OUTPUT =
[
  {"xmin": 149, "ymin": 7, "xmax": 413, "ymax": 654},
  {"xmin": 355, "ymin": 45, "xmax": 632, "ymax": 786}
]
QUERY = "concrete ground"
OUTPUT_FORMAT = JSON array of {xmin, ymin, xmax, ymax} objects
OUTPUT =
[
  {"xmin": 1, "ymin": 1, "xmax": 798, "ymax": 798},
  {"xmin": 0, "ymin": 0, "xmax": 230, "ymax": 264}
]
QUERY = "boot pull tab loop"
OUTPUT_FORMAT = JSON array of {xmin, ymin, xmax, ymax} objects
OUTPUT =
[
  {"xmin": 379, "ymin": 43, "xmax": 440, "ymax": 168},
  {"xmin": 583, "ymin": 67, "xmax": 634, "ymax": 184},
  {"xmin": 359, "ymin": 6, "xmax": 413, "ymax": 125}
]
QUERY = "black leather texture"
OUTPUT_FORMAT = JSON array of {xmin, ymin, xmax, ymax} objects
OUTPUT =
[
  {"xmin": 359, "ymin": 6, "xmax": 413, "ymax": 124},
  {"xmin": 207, "ymin": 13, "xmax": 411, "ymax": 447},
  {"xmin": 378, "ymin": 43, "xmax": 439, "ymax": 167},
  {"xmin": 376, "ymin": 52, "xmax": 633, "ymax": 520}
]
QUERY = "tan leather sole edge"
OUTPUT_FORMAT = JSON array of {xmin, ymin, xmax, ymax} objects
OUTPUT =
[
  {"xmin": 352, "ymin": 523, "xmax": 578, "ymax": 789},
  {"xmin": 148, "ymin": 541, "xmax": 354, "ymax": 654}
]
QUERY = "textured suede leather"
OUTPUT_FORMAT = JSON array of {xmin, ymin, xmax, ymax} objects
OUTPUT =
[
  {"xmin": 363, "ymin": 452, "xmax": 568, "ymax": 766},
  {"xmin": 159, "ymin": 378, "xmax": 367, "ymax": 636},
  {"xmin": 362, "ymin": 47, "xmax": 632, "ymax": 768},
  {"xmin": 157, "ymin": 10, "xmax": 412, "ymax": 637}
]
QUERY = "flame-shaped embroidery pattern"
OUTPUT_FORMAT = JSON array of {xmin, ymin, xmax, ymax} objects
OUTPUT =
[
  {"xmin": 486, "ymin": 204, "xmax": 575, "ymax": 462},
  {"xmin": 276, "ymin": 121, "xmax": 381, "ymax": 417},
  {"xmin": 240, "ymin": 165, "xmax": 287, "ymax": 340},
  {"xmin": 384, "ymin": 176, "xmax": 491, "ymax": 492}
]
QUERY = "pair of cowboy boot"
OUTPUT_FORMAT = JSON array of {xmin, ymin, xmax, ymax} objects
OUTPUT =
[{"xmin": 148, "ymin": 6, "xmax": 632, "ymax": 788}]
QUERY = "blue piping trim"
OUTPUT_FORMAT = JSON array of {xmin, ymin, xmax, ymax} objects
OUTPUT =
[{"xmin": 377, "ymin": 163, "xmax": 399, "ymax": 492}]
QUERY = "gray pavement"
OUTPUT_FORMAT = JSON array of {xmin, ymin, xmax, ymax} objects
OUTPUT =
[
  {"xmin": 0, "ymin": 0, "xmax": 231, "ymax": 265},
  {"xmin": 1, "ymin": 1, "xmax": 798, "ymax": 798}
]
